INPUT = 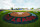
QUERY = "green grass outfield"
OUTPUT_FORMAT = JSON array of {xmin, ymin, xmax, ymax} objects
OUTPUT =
[
  {"xmin": 5, "ymin": 10, "xmax": 40, "ymax": 12},
  {"xmin": 0, "ymin": 11, "xmax": 40, "ymax": 27}
]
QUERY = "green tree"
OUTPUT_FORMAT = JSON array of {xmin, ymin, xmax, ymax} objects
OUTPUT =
[
  {"xmin": 31, "ymin": 8, "xmax": 34, "ymax": 10},
  {"xmin": 11, "ymin": 7, "xmax": 13, "ymax": 10},
  {"xmin": 38, "ymin": 8, "xmax": 40, "ymax": 9}
]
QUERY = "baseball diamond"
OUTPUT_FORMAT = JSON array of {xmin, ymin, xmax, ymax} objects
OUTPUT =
[{"xmin": 3, "ymin": 12, "xmax": 38, "ymax": 24}]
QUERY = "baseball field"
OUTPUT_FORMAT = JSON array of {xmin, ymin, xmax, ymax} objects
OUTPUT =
[{"xmin": 0, "ymin": 10, "xmax": 40, "ymax": 27}]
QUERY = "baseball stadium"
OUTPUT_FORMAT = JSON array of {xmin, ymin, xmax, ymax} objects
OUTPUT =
[
  {"xmin": 0, "ymin": 0, "xmax": 40, "ymax": 27},
  {"xmin": 0, "ymin": 8, "xmax": 40, "ymax": 27}
]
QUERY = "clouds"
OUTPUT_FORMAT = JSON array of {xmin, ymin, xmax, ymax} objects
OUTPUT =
[
  {"xmin": 0, "ymin": 0, "xmax": 40, "ymax": 9},
  {"xmin": 0, "ymin": 0, "xmax": 14, "ymax": 9},
  {"xmin": 13, "ymin": 0, "xmax": 40, "ymax": 8}
]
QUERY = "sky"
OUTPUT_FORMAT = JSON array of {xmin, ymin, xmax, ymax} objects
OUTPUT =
[{"xmin": 0, "ymin": 0, "xmax": 40, "ymax": 9}]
